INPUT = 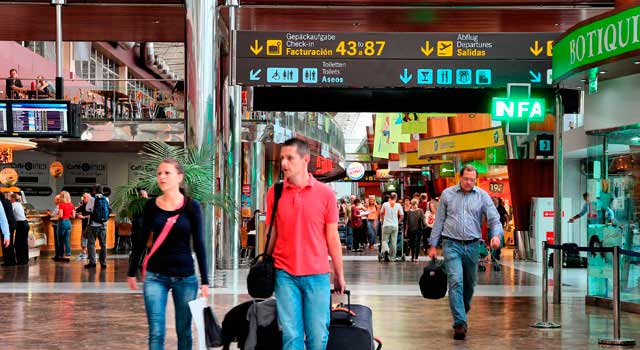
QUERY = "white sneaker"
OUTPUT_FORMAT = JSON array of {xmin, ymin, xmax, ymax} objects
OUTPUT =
[{"xmin": 76, "ymin": 253, "xmax": 87, "ymax": 260}]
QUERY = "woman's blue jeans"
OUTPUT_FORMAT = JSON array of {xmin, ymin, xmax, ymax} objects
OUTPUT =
[
  {"xmin": 367, "ymin": 219, "xmax": 377, "ymax": 245},
  {"xmin": 57, "ymin": 219, "xmax": 71, "ymax": 256},
  {"xmin": 143, "ymin": 271, "xmax": 199, "ymax": 350},
  {"xmin": 275, "ymin": 269, "xmax": 331, "ymax": 350}
]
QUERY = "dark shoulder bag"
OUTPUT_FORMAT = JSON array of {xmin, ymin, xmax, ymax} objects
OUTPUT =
[{"xmin": 247, "ymin": 183, "xmax": 284, "ymax": 299}]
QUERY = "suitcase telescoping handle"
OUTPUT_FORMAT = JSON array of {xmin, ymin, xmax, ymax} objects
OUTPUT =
[{"xmin": 330, "ymin": 289, "xmax": 353, "ymax": 314}]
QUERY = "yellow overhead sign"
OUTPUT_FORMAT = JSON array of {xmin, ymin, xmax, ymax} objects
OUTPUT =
[
  {"xmin": 399, "ymin": 152, "xmax": 451, "ymax": 167},
  {"xmin": 418, "ymin": 127, "xmax": 504, "ymax": 157}
]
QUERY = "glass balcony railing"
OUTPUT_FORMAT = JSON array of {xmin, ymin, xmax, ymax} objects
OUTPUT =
[
  {"xmin": 246, "ymin": 111, "xmax": 346, "ymax": 159},
  {"xmin": 2, "ymin": 77, "xmax": 183, "ymax": 121}
]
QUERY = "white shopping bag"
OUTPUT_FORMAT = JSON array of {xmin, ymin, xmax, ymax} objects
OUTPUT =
[{"xmin": 189, "ymin": 297, "xmax": 208, "ymax": 350}]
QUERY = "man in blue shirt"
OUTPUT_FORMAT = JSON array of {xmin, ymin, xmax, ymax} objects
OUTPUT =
[
  {"xmin": 569, "ymin": 192, "xmax": 597, "ymax": 224},
  {"xmin": 0, "ymin": 202, "xmax": 11, "ymax": 252},
  {"xmin": 428, "ymin": 165, "xmax": 503, "ymax": 340}
]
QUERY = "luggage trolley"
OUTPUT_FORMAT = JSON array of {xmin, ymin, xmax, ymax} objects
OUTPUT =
[{"xmin": 477, "ymin": 240, "xmax": 501, "ymax": 272}]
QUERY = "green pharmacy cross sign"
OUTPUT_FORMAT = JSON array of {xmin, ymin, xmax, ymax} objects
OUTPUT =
[{"xmin": 491, "ymin": 97, "xmax": 546, "ymax": 122}]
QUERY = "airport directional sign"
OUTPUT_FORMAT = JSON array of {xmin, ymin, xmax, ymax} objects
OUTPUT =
[
  {"xmin": 237, "ymin": 59, "xmax": 552, "ymax": 88},
  {"xmin": 237, "ymin": 31, "xmax": 559, "ymax": 60}
]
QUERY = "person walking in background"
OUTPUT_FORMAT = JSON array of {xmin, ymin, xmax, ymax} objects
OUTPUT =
[
  {"xmin": 366, "ymin": 196, "xmax": 379, "ymax": 248},
  {"xmin": 420, "ymin": 193, "xmax": 437, "ymax": 252},
  {"xmin": 405, "ymin": 199, "xmax": 425, "ymax": 263},
  {"xmin": 0, "ymin": 193, "xmax": 16, "ymax": 266},
  {"xmin": 127, "ymin": 158, "xmax": 209, "ymax": 350},
  {"xmin": 345, "ymin": 194, "xmax": 356, "ymax": 250},
  {"xmin": 349, "ymin": 198, "xmax": 366, "ymax": 252},
  {"xmin": 75, "ymin": 193, "xmax": 92, "ymax": 259},
  {"xmin": 264, "ymin": 138, "xmax": 346, "ymax": 350},
  {"xmin": 57, "ymin": 191, "xmax": 75, "ymax": 260},
  {"xmin": 428, "ymin": 165, "xmax": 503, "ymax": 340},
  {"xmin": 379, "ymin": 192, "xmax": 404, "ymax": 262},
  {"xmin": 11, "ymin": 193, "xmax": 30, "ymax": 265},
  {"xmin": 85, "ymin": 185, "xmax": 110, "ymax": 269}
]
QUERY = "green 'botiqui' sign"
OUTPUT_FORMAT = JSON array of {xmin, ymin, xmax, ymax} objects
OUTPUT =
[{"xmin": 553, "ymin": 6, "xmax": 640, "ymax": 81}]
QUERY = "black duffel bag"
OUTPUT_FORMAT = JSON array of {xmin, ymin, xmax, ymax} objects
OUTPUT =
[
  {"xmin": 419, "ymin": 258, "xmax": 448, "ymax": 299},
  {"xmin": 247, "ymin": 183, "xmax": 283, "ymax": 299}
]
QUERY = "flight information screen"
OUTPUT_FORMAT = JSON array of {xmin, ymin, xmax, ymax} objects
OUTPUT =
[
  {"xmin": 0, "ymin": 103, "xmax": 7, "ymax": 134},
  {"xmin": 12, "ymin": 102, "xmax": 69, "ymax": 135}
]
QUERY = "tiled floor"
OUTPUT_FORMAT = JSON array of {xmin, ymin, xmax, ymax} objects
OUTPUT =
[{"xmin": 1, "ymin": 249, "xmax": 639, "ymax": 350}]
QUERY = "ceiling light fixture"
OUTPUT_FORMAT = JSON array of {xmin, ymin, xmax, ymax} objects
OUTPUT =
[
  {"xmin": 599, "ymin": 70, "xmax": 607, "ymax": 74},
  {"xmin": 152, "ymin": 20, "xmax": 161, "ymax": 24},
  {"xmin": 634, "ymin": 61, "xmax": 640, "ymax": 65}
]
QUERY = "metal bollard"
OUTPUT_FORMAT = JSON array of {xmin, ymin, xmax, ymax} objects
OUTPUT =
[
  {"xmin": 531, "ymin": 241, "xmax": 561, "ymax": 328},
  {"xmin": 598, "ymin": 246, "xmax": 635, "ymax": 346}
]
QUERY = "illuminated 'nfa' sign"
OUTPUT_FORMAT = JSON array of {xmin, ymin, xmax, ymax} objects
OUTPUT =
[{"xmin": 491, "ymin": 98, "xmax": 545, "ymax": 122}]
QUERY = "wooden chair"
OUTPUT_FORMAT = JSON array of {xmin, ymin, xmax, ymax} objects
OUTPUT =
[{"xmin": 116, "ymin": 222, "xmax": 133, "ymax": 254}]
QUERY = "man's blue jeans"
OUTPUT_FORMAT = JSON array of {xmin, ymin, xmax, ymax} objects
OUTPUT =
[
  {"xmin": 144, "ymin": 271, "xmax": 199, "ymax": 350},
  {"xmin": 275, "ymin": 269, "xmax": 331, "ymax": 350},
  {"xmin": 346, "ymin": 226, "xmax": 353, "ymax": 249},
  {"xmin": 442, "ymin": 239, "xmax": 479, "ymax": 328}
]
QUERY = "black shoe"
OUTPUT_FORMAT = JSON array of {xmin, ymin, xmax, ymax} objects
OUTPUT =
[
  {"xmin": 453, "ymin": 325, "xmax": 467, "ymax": 340},
  {"xmin": 52, "ymin": 256, "xmax": 60, "ymax": 261},
  {"xmin": 84, "ymin": 263, "xmax": 97, "ymax": 269},
  {"xmin": 58, "ymin": 257, "xmax": 70, "ymax": 262},
  {"xmin": 1, "ymin": 263, "xmax": 16, "ymax": 267},
  {"xmin": 384, "ymin": 251, "xmax": 390, "ymax": 262},
  {"xmin": 100, "ymin": 263, "xmax": 107, "ymax": 269},
  {"xmin": 357, "ymin": 248, "xmax": 364, "ymax": 252}
]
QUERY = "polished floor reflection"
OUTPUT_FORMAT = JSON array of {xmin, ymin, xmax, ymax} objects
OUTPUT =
[{"xmin": 1, "ymin": 249, "xmax": 638, "ymax": 350}]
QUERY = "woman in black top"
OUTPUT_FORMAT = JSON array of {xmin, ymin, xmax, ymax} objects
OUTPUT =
[
  {"xmin": 405, "ymin": 199, "xmax": 425, "ymax": 263},
  {"xmin": 127, "ymin": 158, "xmax": 209, "ymax": 350}
]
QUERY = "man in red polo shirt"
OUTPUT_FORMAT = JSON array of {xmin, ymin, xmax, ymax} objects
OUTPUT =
[{"xmin": 266, "ymin": 138, "xmax": 346, "ymax": 350}]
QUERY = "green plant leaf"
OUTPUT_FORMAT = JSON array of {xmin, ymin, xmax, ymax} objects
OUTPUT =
[{"xmin": 112, "ymin": 141, "xmax": 234, "ymax": 222}]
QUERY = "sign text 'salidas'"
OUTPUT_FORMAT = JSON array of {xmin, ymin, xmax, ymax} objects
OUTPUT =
[{"xmin": 456, "ymin": 34, "xmax": 493, "ymax": 57}]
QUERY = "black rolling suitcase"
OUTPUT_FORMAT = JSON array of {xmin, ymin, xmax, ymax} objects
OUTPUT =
[{"xmin": 327, "ymin": 290, "xmax": 382, "ymax": 350}]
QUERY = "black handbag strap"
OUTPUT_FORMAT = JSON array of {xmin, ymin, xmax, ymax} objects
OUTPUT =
[{"xmin": 262, "ymin": 182, "xmax": 284, "ymax": 256}]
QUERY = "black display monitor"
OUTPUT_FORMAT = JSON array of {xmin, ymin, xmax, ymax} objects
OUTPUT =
[
  {"xmin": 0, "ymin": 102, "xmax": 8, "ymax": 135},
  {"xmin": 9, "ymin": 100, "xmax": 71, "ymax": 136}
]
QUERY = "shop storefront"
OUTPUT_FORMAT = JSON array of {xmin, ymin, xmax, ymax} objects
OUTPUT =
[{"xmin": 554, "ymin": 3, "xmax": 640, "ymax": 310}]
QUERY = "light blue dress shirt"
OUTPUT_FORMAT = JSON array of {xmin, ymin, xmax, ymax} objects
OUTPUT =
[{"xmin": 429, "ymin": 184, "xmax": 504, "ymax": 247}]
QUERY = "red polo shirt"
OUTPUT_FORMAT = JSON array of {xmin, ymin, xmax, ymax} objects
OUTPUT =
[{"xmin": 266, "ymin": 173, "xmax": 338, "ymax": 276}]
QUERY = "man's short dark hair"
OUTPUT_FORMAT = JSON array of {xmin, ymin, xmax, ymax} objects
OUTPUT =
[
  {"xmin": 390, "ymin": 192, "xmax": 397, "ymax": 200},
  {"xmin": 460, "ymin": 164, "xmax": 478, "ymax": 177},
  {"xmin": 282, "ymin": 138, "xmax": 310, "ymax": 158},
  {"xmin": 583, "ymin": 192, "xmax": 589, "ymax": 199},
  {"xmin": 9, "ymin": 68, "xmax": 17, "ymax": 74},
  {"xmin": 94, "ymin": 184, "xmax": 103, "ymax": 194}
]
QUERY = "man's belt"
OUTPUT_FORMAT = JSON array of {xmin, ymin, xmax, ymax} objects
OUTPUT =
[{"xmin": 442, "ymin": 236, "xmax": 479, "ymax": 245}]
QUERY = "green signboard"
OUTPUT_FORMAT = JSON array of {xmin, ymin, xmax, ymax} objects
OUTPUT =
[
  {"xmin": 491, "ymin": 97, "xmax": 546, "ymax": 122},
  {"xmin": 486, "ymin": 146, "xmax": 507, "ymax": 165},
  {"xmin": 553, "ymin": 5, "xmax": 640, "ymax": 81},
  {"xmin": 464, "ymin": 160, "xmax": 488, "ymax": 174},
  {"xmin": 439, "ymin": 163, "xmax": 456, "ymax": 177}
]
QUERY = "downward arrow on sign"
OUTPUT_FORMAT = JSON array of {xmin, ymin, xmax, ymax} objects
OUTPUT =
[
  {"xmin": 530, "ymin": 40, "xmax": 544, "ymax": 56},
  {"xmin": 400, "ymin": 69, "xmax": 413, "ymax": 84}
]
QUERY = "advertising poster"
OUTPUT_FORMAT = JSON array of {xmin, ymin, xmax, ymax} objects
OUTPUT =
[
  {"xmin": 401, "ymin": 113, "xmax": 428, "ymax": 134},
  {"xmin": 373, "ymin": 113, "xmax": 399, "ymax": 159}
]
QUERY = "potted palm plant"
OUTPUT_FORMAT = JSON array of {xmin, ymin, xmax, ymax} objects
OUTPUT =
[{"xmin": 112, "ymin": 141, "xmax": 234, "ymax": 223}]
